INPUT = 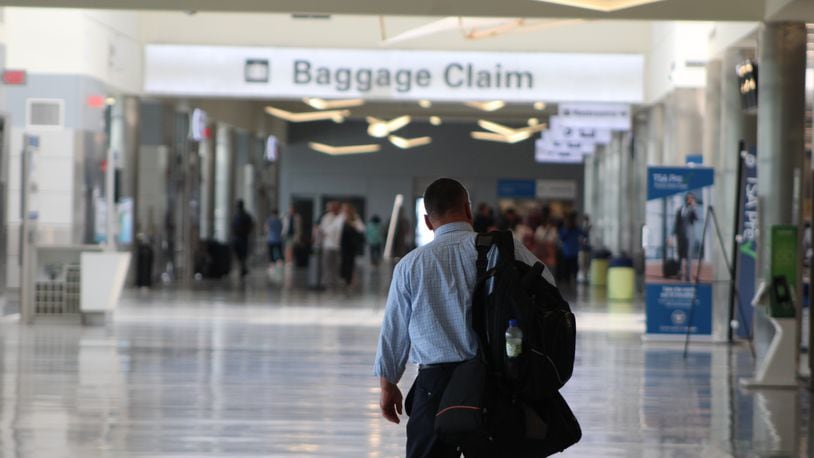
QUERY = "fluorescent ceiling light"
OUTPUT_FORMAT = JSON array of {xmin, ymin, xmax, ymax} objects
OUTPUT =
[
  {"xmin": 471, "ymin": 130, "xmax": 532, "ymax": 144},
  {"xmin": 367, "ymin": 115, "xmax": 412, "ymax": 138},
  {"xmin": 532, "ymin": 0, "xmax": 666, "ymax": 12},
  {"xmin": 478, "ymin": 119, "xmax": 547, "ymax": 136},
  {"xmin": 303, "ymin": 97, "xmax": 365, "ymax": 110},
  {"xmin": 308, "ymin": 142, "xmax": 381, "ymax": 155},
  {"xmin": 265, "ymin": 106, "xmax": 350, "ymax": 123},
  {"xmin": 389, "ymin": 135, "xmax": 432, "ymax": 149},
  {"xmin": 465, "ymin": 100, "xmax": 506, "ymax": 112},
  {"xmin": 429, "ymin": 116, "xmax": 443, "ymax": 126},
  {"xmin": 478, "ymin": 120, "xmax": 517, "ymax": 137}
]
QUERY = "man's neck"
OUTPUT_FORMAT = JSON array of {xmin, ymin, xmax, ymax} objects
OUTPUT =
[{"xmin": 433, "ymin": 216, "xmax": 470, "ymax": 230}]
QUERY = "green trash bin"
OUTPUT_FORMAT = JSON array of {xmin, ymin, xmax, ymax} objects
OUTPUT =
[
  {"xmin": 590, "ymin": 259, "xmax": 609, "ymax": 286},
  {"xmin": 607, "ymin": 266, "xmax": 635, "ymax": 301}
]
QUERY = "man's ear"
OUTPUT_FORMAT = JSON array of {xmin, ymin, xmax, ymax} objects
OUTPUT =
[
  {"xmin": 424, "ymin": 215, "xmax": 434, "ymax": 231},
  {"xmin": 464, "ymin": 203, "xmax": 473, "ymax": 223}
]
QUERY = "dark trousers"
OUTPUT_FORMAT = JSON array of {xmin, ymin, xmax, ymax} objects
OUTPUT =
[
  {"xmin": 340, "ymin": 250, "xmax": 355, "ymax": 285},
  {"xmin": 267, "ymin": 242, "xmax": 283, "ymax": 263},
  {"xmin": 369, "ymin": 244, "xmax": 382, "ymax": 266},
  {"xmin": 406, "ymin": 365, "xmax": 462, "ymax": 458}
]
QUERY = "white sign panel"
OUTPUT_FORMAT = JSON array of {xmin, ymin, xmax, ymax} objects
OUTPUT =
[
  {"xmin": 548, "ymin": 116, "xmax": 612, "ymax": 145},
  {"xmin": 557, "ymin": 103, "xmax": 631, "ymax": 130},
  {"xmin": 538, "ymin": 134, "xmax": 596, "ymax": 155},
  {"xmin": 534, "ymin": 139, "xmax": 585, "ymax": 164},
  {"xmin": 536, "ymin": 179, "xmax": 578, "ymax": 200},
  {"xmin": 144, "ymin": 45, "xmax": 644, "ymax": 103}
]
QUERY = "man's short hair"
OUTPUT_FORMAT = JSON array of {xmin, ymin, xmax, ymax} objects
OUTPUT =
[{"xmin": 423, "ymin": 178, "xmax": 469, "ymax": 217}]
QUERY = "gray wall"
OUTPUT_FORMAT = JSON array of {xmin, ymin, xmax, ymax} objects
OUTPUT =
[{"xmin": 281, "ymin": 119, "xmax": 584, "ymax": 229}]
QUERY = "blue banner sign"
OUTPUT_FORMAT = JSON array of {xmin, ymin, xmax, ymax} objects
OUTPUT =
[
  {"xmin": 497, "ymin": 179, "xmax": 536, "ymax": 198},
  {"xmin": 645, "ymin": 166, "xmax": 715, "ymax": 338},
  {"xmin": 647, "ymin": 166, "xmax": 715, "ymax": 200},
  {"xmin": 646, "ymin": 284, "xmax": 712, "ymax": 335},
  {"xmin": 735, "ymin": 147, "xmax": 757, "ymax": 337}
]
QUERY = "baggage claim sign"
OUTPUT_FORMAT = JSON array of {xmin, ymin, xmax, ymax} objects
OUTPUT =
[{"xmin": 144, "ymin": 45, "xmax": 644, "ymax": 103}]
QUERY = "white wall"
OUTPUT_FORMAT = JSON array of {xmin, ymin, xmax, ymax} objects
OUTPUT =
[
  {"xmin": 646, "ymin": 21, "xmax": 714, "ymax": 104},
  {"xmin": 3, "ymin": 8, "xmax": 142, "ymax": 93}
]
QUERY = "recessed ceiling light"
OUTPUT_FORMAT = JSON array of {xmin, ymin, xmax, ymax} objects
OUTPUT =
[
  {"xmin": 265, "ymin": 106, "xmax": 350, "ymax": 122},
  {"xmin": 429, "ymin": 116, "xmax": 442, "ymax": 126},
  {"xmin": 389, "ymin": 135, "xmax": 432, "ymax": 149},
  {"xmin": 533, "ymin": 102, "xmax": 546, "ymax": 111},
  {"xmin": 418, "ymin": 99, "xmax": 433, "ymax": 109},
  {"xmin": 367, "ymin": 115, "xmax": 412, "ymax": 138},
  {"xmin": 303, "ymin": 97, "xmax": 365, "ymax": 110},
  {"xmin": 528, "ymin": 118, "xmax": 540, "ymax": 127},
  {"xmin": 308, "ymin": 142, "xmax": 381, "ymax": 155},
  {"xmin": 465, "ymin": 100, "xmax": 506, "ymax": 112},
  {"xmin": 532, "ymin": 0, "xmax": 666, "ymax": 12}
]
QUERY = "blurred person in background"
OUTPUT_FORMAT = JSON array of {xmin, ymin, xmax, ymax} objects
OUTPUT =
[
  {"xmin": 282, "ymin": 206, "xmax": 303, "ymax": 264},
  {"xmin": 231, "ymin": 199, "xmax": 255, "ymax": 279},
  {"xmin": 533, "ymin": 207, "xmax": 559, "ymax": 275},
  {"xmin": 472, "ymin": 203, "xmax": 495, "ymax": 233},
  {"xmin": 340, "ymin": 203, "xmax": 366, "ymax": 288},
  {"xmin": 319, "ymin": 201, "xmax": 344, "ymax": 288},
  {"xmin": 366, "ymin": 215, "xmax": 384, "ymax": 267},
  {"xmin": 265, "ymin": 209, "xmax": 284, "ymax": 272},
  {"xmin": 578, "ymin": 214, "xmax": 593, "ymax": 283},
  {"xmin": 558, "ymin": 211, "xmax": 584, "ymax": 285}
]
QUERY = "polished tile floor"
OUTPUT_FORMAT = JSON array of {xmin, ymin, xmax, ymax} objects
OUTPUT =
[{"xmin": 0, "ymin": 265, "xmax": 809, "ymax": 457}]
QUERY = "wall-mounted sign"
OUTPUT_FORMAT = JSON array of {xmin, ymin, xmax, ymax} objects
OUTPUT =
[
  {"xmin": 265, "ymin": 135, "xmax": 278, "ymax": 162},
  {"xmin": 144, "ymin": 45, "xmax": 644, "ymax": 103},
  {"xmin": 536, "ymin": 179, "xmax": 578, "ymax": 200},
  {"xmin": 736, "ymin": 60, "xmax": 758, "ymax": 111},
  {"xmin": 557, "ymin": 103, "xmax": 631, "ymax": 131},
  {"xmin": 497, "ymin": 179, "xmax": 537, "ymax": 198},
  {"xmin": 189, "ymin": 108, "xmax": 207, "ymax": 141},
  {"xmin": 2, "ymin": 69, "xmax": 27, "ymax": 85}
]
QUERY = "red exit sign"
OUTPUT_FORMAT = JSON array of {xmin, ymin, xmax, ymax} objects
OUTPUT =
[{"xmin": 2, "ymin": 70, "xmax": 26, "ymax": 85}]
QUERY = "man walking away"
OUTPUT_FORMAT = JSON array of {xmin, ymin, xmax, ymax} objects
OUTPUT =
[
  {"xmin": 366, "ymin": 215, "xmax": 384, "ymax": 267},
  {"xmin": 231, "ymin": 199, "xmax": 255, "ymax": 278},
  {"xmin": 319, "ymin": 201, "xmax": 344, "ymax": 288},
  {"xmin": 265, "ymin": 209, "xmax": 284, "ymax": 271},
  {"xmin": 374, "ymin": 178, "xmax": 555, "ymax": 458}
]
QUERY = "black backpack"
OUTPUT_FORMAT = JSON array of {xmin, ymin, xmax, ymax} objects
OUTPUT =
[{"xmin": 434, "ymin": 231, "xmax": 581, "ymax": 456}]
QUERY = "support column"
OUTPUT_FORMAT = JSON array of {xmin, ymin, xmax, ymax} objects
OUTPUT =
[
  {"xmin": 756, "ymin": 22, "xmax": 807, "ymax": 284},
  {"xmin": 703, "ymin": 60, "xmax": 722, "ymax": 169}
]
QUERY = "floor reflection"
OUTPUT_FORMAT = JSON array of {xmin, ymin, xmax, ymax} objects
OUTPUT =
[{"xmin": 0, "ymin": 264, "xmax": 808, "ymax": 457}]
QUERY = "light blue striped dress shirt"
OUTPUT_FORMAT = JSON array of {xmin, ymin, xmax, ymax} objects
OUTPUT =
[{"xmin": 373, "ymin": 222, "xmax": 554, "ymax": 384}]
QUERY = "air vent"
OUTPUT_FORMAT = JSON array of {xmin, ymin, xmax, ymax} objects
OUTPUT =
[
  {"xmin": 291, "ymin": 13, "xmax": 331, "ymax": 20},
  {"xmin": 26, "ymin": 99, "xmax": 64, "ymax": 128}
]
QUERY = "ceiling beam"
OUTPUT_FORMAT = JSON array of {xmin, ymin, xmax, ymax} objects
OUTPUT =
[{"xmin": 2, "ymin": 0, "xmax": 770, "ymax": 21}]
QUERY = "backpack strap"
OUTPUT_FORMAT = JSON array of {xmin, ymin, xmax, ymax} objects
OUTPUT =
[
  {"xmin": 475, "ymin": 233, "xmax": 494, "ymax": 279},
  {"xmin": 473, "ymin": 233, "xmax": 495, "ymax": 365},
  {"xmin": 493, "ymin": 230, "xmax": 516, "ymax": 267}
]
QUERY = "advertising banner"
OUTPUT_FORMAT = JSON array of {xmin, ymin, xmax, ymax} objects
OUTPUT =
[
  {"xmin": 734, "ymin": 147, "xmax": 757, "ymax": 337},
  {"xmin": 645, "ymin": 166, "xmax": 715, "ymax": 338}
]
